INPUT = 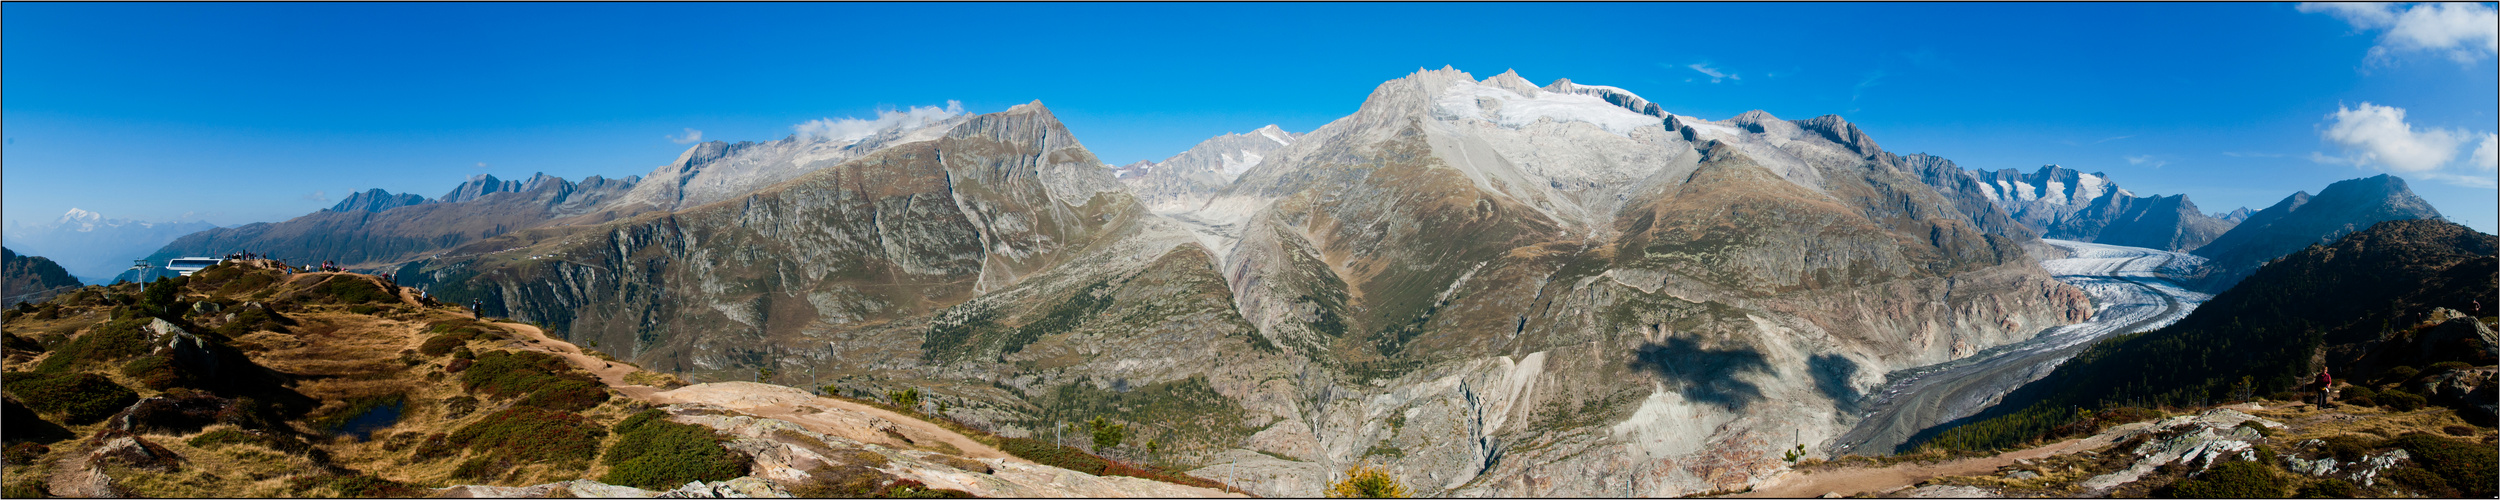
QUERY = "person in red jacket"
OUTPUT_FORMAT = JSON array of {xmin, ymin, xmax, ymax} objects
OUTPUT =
[{"xmin": 2317, "ymin": 368, "xmax": 2335, "ymax": 406}]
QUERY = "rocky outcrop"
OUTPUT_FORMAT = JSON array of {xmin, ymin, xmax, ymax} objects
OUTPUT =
[
  {"xmin": 1114, "ymin": 125, "xmax": 1301, "ymax": 213},
  {"xmin": 2188, "ymin": 174, "xmax": 2444, "ymax": 291},
  {"xmin": 328, "ymin": 188, "xmax": 430, "ymax": 213},
  {"xmin": 2074, "ymin": 409, "xmax": 2282, "ymax": 494}
]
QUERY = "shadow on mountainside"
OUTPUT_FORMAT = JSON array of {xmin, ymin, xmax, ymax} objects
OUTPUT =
[{"xmin": 1630, "ymin": 336, "xmax": 1772, "ymax": 411}]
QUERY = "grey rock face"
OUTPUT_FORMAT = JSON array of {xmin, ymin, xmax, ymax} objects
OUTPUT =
[{"xmin": 1114, "ymin": 125, "xmax": 1301, "ymax": 213}]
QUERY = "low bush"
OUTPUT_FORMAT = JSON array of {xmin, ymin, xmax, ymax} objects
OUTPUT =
[
  {"xmin": 998, "ymin": 437, "xmax": 1108, "ymax": 475},
  {"xmin": 2378, "ymin": 466, "xmax": 2449, "ymax": 497},
  {"xmin": 307, "ymin": 276, "xmax": 393, "ymax": 305},
  {"xmin": 1325, "ymin": 464, "xmax": 1411, "ymax": 498},
  {"xmin": 598, "ymin": 410, "xmax": 752, "ymax": 490},
  {"xmin": 3, "ymin": 479, "xmax": 48, "ymax": 498},
  {"xmin": 2374, "ymin": 389, "xmax": 2426, "ymax": 411},
  {"xmin": 2380, "ymin": 432, "xmax": 2495, "ymax": 498},
  {"xmin": 288, "ymin": 473, "xmax": 425, "ymax": 498},
  {"xmin": 34, "ymin": 317, "xmax": 155, "ymax": 372},
  {"xmin": 2293, "ymin": 478, "xmax": 2356, "ymax": 498},
  {"xmin": 3, "ymin": 442, "xmax": 49, "ymax": 464},
  {"xmin": 418, "ymin": 335, "xmax": 465, "ymax": 357},
  {"xmin": 444, "ymin": 406, "xmax": 607, "ymax": 469},
  {"xmin": 4, "ymin": 371, "xmax": 139, "ymax": 424},
  {"xmin": 213, "ymin": 304, "xmax": 292, "ymax": 337},
  {"xmin": 459, "ymin": 350, "xmax": 608, "ymax": 412},
  {"xmin": 789, "ymin": 464, "xmax": 974, "ymax": 498},
  {"xmin": 2160, "ymin": 460, "xmax": 2287, "ymax": 498},
  {"xmin": 121, "ymin": 354, "xmax": 195, "ymax": 390}
]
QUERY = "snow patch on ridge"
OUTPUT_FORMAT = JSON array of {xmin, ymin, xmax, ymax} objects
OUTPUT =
[{"xmin": 1431, "ymin": 81, "xmax": 1664, "ymax": 137}]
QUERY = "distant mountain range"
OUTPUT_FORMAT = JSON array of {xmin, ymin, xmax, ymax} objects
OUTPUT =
[
  {"xmin": 1919, "ymin": 164, "xmax": 2243, "ymax": 252},
  {"xmin": 2186, "ymin": 174, "xmax": 2445, "ymax": 292},
  {"xmin": 3, "ymin": 209, "xmax": 220, "ymax": 283},
  {"xmin": 101, "ymin": 68, "xmax": 2467, "ymax": 496}
]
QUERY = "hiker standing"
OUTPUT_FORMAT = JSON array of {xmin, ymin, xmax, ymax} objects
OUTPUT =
[{"xmin": 2318, "ymin": 368, "xmax": 2334, "ymax": 406}]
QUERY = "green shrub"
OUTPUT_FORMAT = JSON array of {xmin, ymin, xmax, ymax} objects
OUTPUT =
[
  {"xmin": 213, "ymin": 305, "xmax": 292, "ymax": 337},
  {"xmin": 446, "ymin": 406, "xmax": 606, "ymax": 466},
  {"xmin": 2375, "ymin": 389, "xmax": 2426, "ymax": 411},
  {"xmin": 2427, "ymin": 361, "xmax": 2471, "ymax": 374},
  {"xmin": 790, "ymin": 464, "xmax": 974, "ymax": 498},
  {"xmin": 2293, "ymin": 478, "xmax": 2356, "ymax": 498},
  {"xmin": 1088, "ymin": 415, "xmax": 1126, "ymax": 451},
  {"xmin": 2381, "ymin": 366, "xmax": 2419, "ymax": 383},
  {"xmin": 310, "ymin": 276, "xmax": 393, "ymax": 304},
  {"xmin": 4, "ymin": 371, "xmax": 139, "ymax": 424},
  {"xmin": 34, "ymin": 318, "xmax": 156, "ymax": 372},
  {"xmin": 120, "ymin": 354, "xmax": 193, "ymax": 390},
  {"xmin": 2379, "ymin": 466, "xmax": 2450, "ymax": 497},
  {"xmin": 999, "ymin": 437, "xmax": 1108, "ymax": 475},
  {"xmin": 2162, "ymin": 460, "xmax": 2287, "ymax": 498},
  {"xmin": 888, "ymin": 387, "xmax": 921, "ymax": 412},
  {"xmin": 213, "ymin": 271, "xmax": 276, "ymax": 297},
  {"xmin": 185, "ymin": 429, "xmax": 263, "ymax": 449},
  {"xmin": 598, "ymin": 410, "xmax": 751, "ymax": 490},
  {"xmin": 418, "ymin": 335, "xmax": 465, "ymax": 357},
  {"xmin": 3, "ymin": 442, "xmax": 49, "ymax": 464},
  {"xmin": 4, "ymin": 479, "xmax": 49, "ymax": 498},
  {"xmin": 2381, "ymin": 433, "xmax": 2495, "ymax": 498},
  {"xmin": 458, "ymin": 350, "xmax": 608, "ymax": 412}
]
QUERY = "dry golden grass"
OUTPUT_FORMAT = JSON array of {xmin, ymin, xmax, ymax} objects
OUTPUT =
[{"xmin": 2246, "ymin": 402, "xmax": 2480, "ymax": 443}]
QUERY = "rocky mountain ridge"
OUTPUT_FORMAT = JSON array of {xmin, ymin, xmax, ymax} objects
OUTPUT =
[
  {"xmin": 372, "ymin": 68, "xmax": 2099, "ymax": 497},
  {"xmin": 2, "ymin": 247, "xmax": 82, "ymax": 306},
  {"xmin": 2187, "ymin": 174, "xmax": 2444, "ymax": 292},
  {"xmin": 1917, "ymin": 164, "xmax": 2238, "ymax": 252}
]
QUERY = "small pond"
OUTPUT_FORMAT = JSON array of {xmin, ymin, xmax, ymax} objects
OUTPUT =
[{"xmin": 333, "ymin": 399, "xmax": 406, "ymax": 442}]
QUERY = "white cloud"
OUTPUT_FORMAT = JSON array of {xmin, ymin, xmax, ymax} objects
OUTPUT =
[
  {"xmin": 1851, "ymin": 70, "xmax": 1885, "ymax": 102},
  {"xmin": 2316, "ymin": 102, "xmax": 2467, "ymax": 172},
  {"xmin": 2300, "ymin": 2, "xmax": 2499, "ymax": 65},
  {"xmin": 475, "ymin": 162, "xmax": 489, "ymax": 169},
  {"xmin": 1687, "ymin": 62, "xmax": 1739, "ymax": 83},
  {"xmin": 2125, "ymin": 155, "xmax": 2168, "ymax": 168},
  {"xmin": 2473, "ymin": 133, "xmax": 2498, "ymax": 171},
  {"xmin": 793, "ymin": 101, "xmax": 965, "ymax": 143},
  {"xmin": 669, "ymin": 128, "xmax": 705, "ymax": 144},
  {"xmin": 302, "ymin": 190, "xmax": 328, "ymax": 202}
]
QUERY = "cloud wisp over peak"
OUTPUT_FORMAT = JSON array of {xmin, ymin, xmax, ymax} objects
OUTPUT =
[
  {"xmin": 793, "ymin": 101, "xmax": 964, "ymax": 143},
  {"xmin": 669, "ymin": 128, "xmax": 705, "ymax": 144},
  {"xmin": 2312, "ymin": 101, "xmax": 2495, "ymax": 187}
]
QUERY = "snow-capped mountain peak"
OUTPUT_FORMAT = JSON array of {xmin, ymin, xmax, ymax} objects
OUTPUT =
[{"xmin": 1427, "ymin": 72, "xmax": 1666, "ymax": 137}]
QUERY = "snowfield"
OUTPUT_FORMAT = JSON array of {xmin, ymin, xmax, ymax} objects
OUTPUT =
[{"xmin": 1830, "ymin": 239, "xmax": 2211, "ymax": 456}]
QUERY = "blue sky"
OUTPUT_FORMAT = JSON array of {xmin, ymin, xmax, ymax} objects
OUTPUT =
[{"xmin": 5, "ymin": 2, "xmax": 2494, "ymax": 232}]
